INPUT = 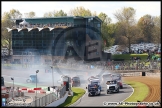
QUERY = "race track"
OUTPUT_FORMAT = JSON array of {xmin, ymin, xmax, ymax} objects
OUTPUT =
[
  {"xmin": 123, "ymin": 76, "xmax": 161, "ymax": 102},
  {"xmin": 75, "ymin": 83, "xmax": 133, "ymax": 107},
  {"xmin": 2, "ymin": 68, "xmax": 134, "ymax": 107}
]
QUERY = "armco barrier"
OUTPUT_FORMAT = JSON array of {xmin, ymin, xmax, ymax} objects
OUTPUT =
[{"xmin": 46, "ymin": 91, "xmax": 68, "ymax": 107}]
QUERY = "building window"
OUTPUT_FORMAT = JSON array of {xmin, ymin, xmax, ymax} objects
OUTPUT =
[
  {"xmin": 97, "ymin": 23, "xmax": 100, "ymax": 27},
  {"xmin": 13, "ymin": 40, "xmax": 23, "ymax": 46},
  {"xmin": 19, "ymin": 31, "xmax": 24, "ymax": 37}
]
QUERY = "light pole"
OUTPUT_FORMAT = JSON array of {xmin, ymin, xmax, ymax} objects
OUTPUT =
[
  {"xmin": 11, "ymin": 77, "xmax": 14, "ymax": 98},
  {"xmin": 35, "ymin": 70, "xmax": 39, "ymax": 103},
  {"xmin": 50, "ymin": 66, "xmax": 54, "ymax": 87}
]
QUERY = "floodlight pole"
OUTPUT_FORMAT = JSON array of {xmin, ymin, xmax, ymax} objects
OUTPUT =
[
  {"xmin": 35, "ymin": 70, "xmax": 39, "ymax": 107},
  {"xmin": 51, "ymin": 66, "xmax": 54, "ymax": 87}
]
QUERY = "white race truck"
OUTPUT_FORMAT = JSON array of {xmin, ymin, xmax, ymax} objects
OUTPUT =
[{"xmin": 106, "ymin": 80, "xmax": 120, "ymax": 94}]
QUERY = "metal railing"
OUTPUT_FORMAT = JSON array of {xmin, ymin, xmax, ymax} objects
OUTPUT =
[
  {"xmin": 2, "ymin": 60, "xmax": 161, "ymax": 71},
  {"xmin": 28, "ymin": 85, "xmax": 67, "ymax": 107},
  {"xmin": 29, "ymin": 92, "xmax": 57, "ymax": 107}
]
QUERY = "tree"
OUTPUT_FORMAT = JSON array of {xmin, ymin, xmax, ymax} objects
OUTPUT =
[
  {"xmin": 70, "ymin": 6, "xmax": 93, "ymax": 16},
  {"xmin": 98, "ymin": 12, "xmax": 111, "ymax": 25},
  {"xmin": 98, "ymin": 12, "xmax": 114, "ymax": 48},
  {"xmin": 43, "ymin": 10, "xmax": 67, "ymax": 17},
  {"xmin": 54, "ymin": 10, "xmax": 67, "ymax": 17},
  {"xmin": 43, "ymin": 12, "xmax": 54, "ymax": 17},
  {"xmin": 113, "ymin": 7, "xmax": 136, "ymax": 53},
  {"xmin": 24, "ymin": 11, "xmax": 35, "ymax": 18},
  {"xmin": 1, "ymin": 9, "xmax": 22, "ymax": 55},
  {"xmin": 137, "ymin": 14, "xmax": 155, "ymax": 43},
  {"xmin": 152, "ymin": 16, "xmax": 161, "ymax": 47}
]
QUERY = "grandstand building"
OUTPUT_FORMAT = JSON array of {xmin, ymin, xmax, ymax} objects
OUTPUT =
[{"xmin": 7, "ymin": 16, "xmax": 105, "ymax": 64}]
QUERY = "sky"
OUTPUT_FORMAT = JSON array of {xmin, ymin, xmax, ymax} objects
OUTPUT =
[{"xmin": 1, "ymin": 1, "xmax": 161, "ymax": 23}]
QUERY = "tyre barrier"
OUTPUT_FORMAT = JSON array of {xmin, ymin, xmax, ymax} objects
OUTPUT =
[
  {"xmin": 18, "ymin": 87, "xmax": 47, "ymax": 94},
  {"xmin": 34, "ymin": 88, "xmax": 41, "ymax": 90},
  {"xmin": 28, "ymin": 90, "xmax": 35, "ymax": 93}
]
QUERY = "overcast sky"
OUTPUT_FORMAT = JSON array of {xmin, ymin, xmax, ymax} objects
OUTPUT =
[{"xmin": 1, "ymin": 1, "xmax": 161, "ymax": 23}]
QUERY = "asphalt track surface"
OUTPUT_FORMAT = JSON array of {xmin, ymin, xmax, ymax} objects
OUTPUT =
[
  {"xmin": 74, "ymin": 83, "xmax": 133, "ymax": 107},
  {"xmin": 2, "ymin": 68, "xmax": 133, "ymax": 106}
]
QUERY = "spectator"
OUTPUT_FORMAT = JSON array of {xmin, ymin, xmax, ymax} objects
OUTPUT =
[{"xmin": 157, "ymin": 57, "xmax": 161, "ymax": 62}]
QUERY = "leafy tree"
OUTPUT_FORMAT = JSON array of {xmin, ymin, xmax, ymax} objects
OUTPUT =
[
  {"xmin": 70, "ymin": 6, "xmax": 96, "ymax": 16},
  {"xmin": 113, "ymin": 7, "xmax": 136, "ymax": 53},
  {"xmin": 98, "ymin": 12, "xmax": 115, "ymax": 49},
  {"xmin": 43, "ymin": 12, "xmax": 54, "ymax": 17},
  {"xmin": 43, "ymin": 10, "xmax": 67, "ymax": 17},
  {"xmin": 54, "ymin": 10, "xmax": 67, "ymax": 17},
  {"xmin": 152, "ymin": 16, "xmax": 161, "ymax": 47},
  {"xmin": 1, "ymin": 9, "xmax": 22, "ymax": 55},
  {"xmin": 137, "ymin": 14, "xmax": 155, "ymax": 43},
  {"xmin": 24, "ymin": 11, "xmax": 35, "ymax": 18}
]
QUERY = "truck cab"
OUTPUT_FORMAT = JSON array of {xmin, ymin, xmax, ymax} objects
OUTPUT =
[{"xmin": 106, "ymin": 80, "xmax": 120, "ymax": 94}]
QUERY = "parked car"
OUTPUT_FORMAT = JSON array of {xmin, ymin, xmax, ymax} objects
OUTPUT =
[{"xmin": 71, "ymin": 77, "xmax": 80, "ymax": 87}]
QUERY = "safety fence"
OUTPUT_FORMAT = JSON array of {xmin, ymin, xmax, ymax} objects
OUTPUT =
[
  {"xmin": 28, "ymin": 85, "xmax": 66, "ymax": 107},
  {"xmin": 2, "ymin": 60, "xmax": 161, "ymax": 72},
  {"xmin": 30, "ymin": 92, "xmax": 57, "ymax": 107}
]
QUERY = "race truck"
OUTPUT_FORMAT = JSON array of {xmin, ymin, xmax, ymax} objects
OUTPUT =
[
  {"xmin": 86, "ymin": 80, "xmax": 101, "ymax": 96},
  {"xmin": 26, "ymin": 75, "xmax": 39, "ymax": 83},
  {"xmin": 106, "ymin": 80, "xmax": 120, "ymax": 94},
  {"xmin": 88, "ymin": 76, "xmax": 99, "ymax": 82},
  {"xmin": 111, "ymin": 74, "xmax": 123, "ymax": 89},
  {"xmin": 88, "ymin": 78, "xmax": 102, "ymax": 91}
]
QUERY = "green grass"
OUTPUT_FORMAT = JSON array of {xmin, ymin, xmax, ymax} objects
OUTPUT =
[
  {"xmin": 117, "ymin": 81, "xmax": 149, "ymax": 107},
  {"xmin": 58, "ymin": 87, "xmax": 86, "ymax": 107},
  {"xmin": 124, "ymin": 81, "xmax": 149, "ymax": 102},
  {"xmin": 118, "ymin": 81, "xmax": 149, "ymax": 107},
  {"xmin": 112, "ymin": 54, "xmax": 148, "ymax": 60}
]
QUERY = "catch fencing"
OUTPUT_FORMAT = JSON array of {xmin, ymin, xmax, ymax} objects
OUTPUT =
[{"xmin": 28, "ymin": 85, "xmax": 66, "ymax": 107}]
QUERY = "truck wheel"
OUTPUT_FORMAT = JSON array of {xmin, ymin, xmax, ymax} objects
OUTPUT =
[
  {"xmin": 107, "ymin": 90, "xmax": 110, "ymax": 94},
  {"xmin": 120, "ymin": 86, "xmax": 123, "ymax": 89},
  {"xmin": 26, "ymin": 79, "xmax": 31, "ymax": 83},
  {"xmin": 88, "ymin": 94, "xmax": 91, "ymax": 97},
  {"xmin": 98, "ymin": 93, "xmax": 100, "ymax": 96},
  {"xmin": 116, "ymin": 88, "xmax": 119, "ymax": 93}
]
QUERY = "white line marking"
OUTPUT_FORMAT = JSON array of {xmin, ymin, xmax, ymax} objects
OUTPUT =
[{"xmin": 121, "ymin": 83, "xmax": 134, "ymax": 102}]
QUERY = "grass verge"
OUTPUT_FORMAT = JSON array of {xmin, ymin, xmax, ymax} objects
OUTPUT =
[
  {"xmin": 112, "ymin": 53, "xmax": 160, "ymax": 61},
  {"xmin": 124, "ymin": 81, "xmax": 149, "ymax": 102},
  {"xmin": 118, "ymin": 81, "xmax": 149, "ymax": 107},
  {"xmin": 58, "ymin": 87, "xmax": 85, "ymax": 107}
]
